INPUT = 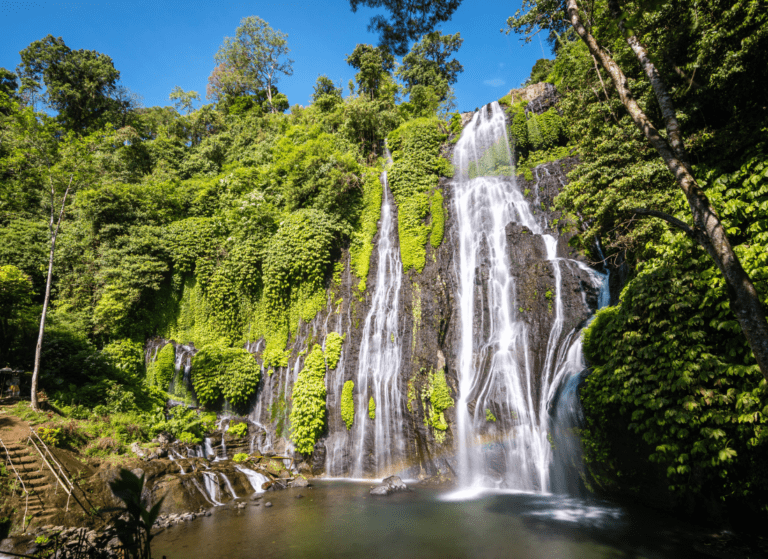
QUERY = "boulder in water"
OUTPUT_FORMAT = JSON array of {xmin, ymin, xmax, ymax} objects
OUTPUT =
[
  {"xmin": 289, "ymin": 476, "xmax": 310, "ymax": 488},
  {"xmin": 370, "ymin": 475, "xmax": 408, "ymax": 496}
]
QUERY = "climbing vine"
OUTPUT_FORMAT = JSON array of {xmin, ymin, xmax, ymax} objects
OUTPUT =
[
  {"xmin": 289, "ymin": 344, "xmax": 327, "ymax": 454},
  {"xmin": 341, "ymin": 380, "xmax": 355, "ymax": 430},
  {"xmin": 387, "ymin": 118, "xmax": 449, "ymax": 273},
  {"xmin": 324, "ymin": 332, "xmax": 344, "ymax": 370},
  {"xmin": 191, "ymin": 344, "xmax": 260, "ymax": 407},
  {"xmin": 148, "ymin": 343, "xmax": 176, "ymax": 390}
]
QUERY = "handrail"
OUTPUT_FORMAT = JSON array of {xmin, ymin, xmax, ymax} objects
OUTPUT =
[
  {"xmin": 30, "ymin": 429, "xmax": 74, "ymax": 492},
  {"xmin": 0, "ymin": 437, "xmax": 30, "ymax": 531},
  {"xmin": 27, "ymin": 436, "xmax": 70, "ymax": 497},
  {"xmin": 27, "ymin": 432, "xmax": 91, "ymax": 517}
]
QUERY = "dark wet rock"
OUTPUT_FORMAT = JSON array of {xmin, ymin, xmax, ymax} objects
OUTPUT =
[{"xmin": 295, "ymin": 494, "xmax": 304, "ymax": 499}]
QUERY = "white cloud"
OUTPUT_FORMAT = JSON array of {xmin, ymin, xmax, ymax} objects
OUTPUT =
[{"xmin": 483, "ymin": 78, "xmax": 506, "ymax": 87}]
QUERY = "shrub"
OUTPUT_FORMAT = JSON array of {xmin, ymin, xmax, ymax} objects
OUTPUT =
[
  {"xmin": 38, "ymin": 427, "xmax": 62, "ymax": 447},
  {"xmin": 228, "ymin": 422, "xmax": 248, "ymax": 438},
  {"xmin": 368, "ymin": 396, "xmax": 376, "ymax": 420},
  {"xmin": 178, "ymin": 431, "xmax": 201, "ymax": 445},
  {"xmin": 233, "ymin": 453, "xmax": 249, "ymax": 463}
]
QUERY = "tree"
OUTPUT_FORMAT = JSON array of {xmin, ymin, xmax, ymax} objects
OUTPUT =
[
  {"xmin": 312, "ymin": 75, "xmax": 343, "ymax": 113},
  {"xmin": 346, "ymin": 44, "xmax": 395, "ymax": 100},
  {"xmin": 507, "ymin": 0, "xmax": 768, "ymax": 382},
  {"xmin": 0, "ymin": 68, "xmax": 18, "ymax": 100},
  {"xmin": 349, "ymin": 0, "xmax": 462, "ymax": 56},
  {"xmin": 396, "ymin": 31, "xmax": 463, "ymax": 101},
  {"xmin": 17, "ymin": 35, "xmax": 121, "ymax": 132},
  {"xmin": 169, "ymin": 86, "xmax": 200, "ymax": 115},
  {"xmin": 526, "ymin": 58, "xmax": 554, "ymax": 85},
  {"xmin": 213, "ymin": 16, "xmax": 294, "ymax": 113},
  {"xmin": 1, "ymin": 102, "xmax": 100, "ymax": 408}
]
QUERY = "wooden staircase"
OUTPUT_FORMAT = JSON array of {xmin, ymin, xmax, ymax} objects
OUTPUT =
[{"xmin": 2, "ymin": 441, "xmax": 56, "ymax": 525}]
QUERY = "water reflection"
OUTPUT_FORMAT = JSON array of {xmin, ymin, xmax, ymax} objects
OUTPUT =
[{"xmin": 153, "ymin": 482, "xmax": 705, "ymax": 559}]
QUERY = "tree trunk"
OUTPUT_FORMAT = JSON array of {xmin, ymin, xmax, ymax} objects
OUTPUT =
[
  {"xmin": 565, "ymin": 0, "xmax": 768, "ymax": 381},
  {"xmin": 31, "ymin": 178, "xmax": 71, "ymax": 410}
]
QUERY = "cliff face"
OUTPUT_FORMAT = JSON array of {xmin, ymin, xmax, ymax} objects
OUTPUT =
[{"xmin": 146, "ymin": 93, "xmax": 608, "ymax": 484}]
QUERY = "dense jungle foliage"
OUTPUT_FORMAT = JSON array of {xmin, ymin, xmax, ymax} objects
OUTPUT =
[
  {"xmin": 0, "ymin": 25, "xmax": 456, "ymax": 457},
  {"xmin": 505, "ymin": 0, "xmax": 768, "ymax": 524}
]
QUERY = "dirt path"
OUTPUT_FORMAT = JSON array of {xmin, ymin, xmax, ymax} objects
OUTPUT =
[{"xmin": 0, "ymin": 405, "xmax": 31, "ymax": 442}]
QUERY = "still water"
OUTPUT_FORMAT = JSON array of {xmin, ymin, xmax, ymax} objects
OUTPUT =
[{"xmin": 153, "ymin": 481, "xmax": 709, "ymax": 559}]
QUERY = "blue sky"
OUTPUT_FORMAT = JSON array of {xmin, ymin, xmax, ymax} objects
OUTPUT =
[{"xmin": 1, "ymin": 0, "xmax": 553, "ymax": 113}]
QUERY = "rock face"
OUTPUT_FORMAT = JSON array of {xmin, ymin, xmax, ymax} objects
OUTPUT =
[
  {"xmin": 370, "ymin": 475, "xmax": 408, "ymax": 496},
  {"xmin": 525, "ymin": 83, "xmax": 559, "ymax": 116},
  {"xmin": 143, "ymin": 99, "xmax": 606, "ymax": 486}
]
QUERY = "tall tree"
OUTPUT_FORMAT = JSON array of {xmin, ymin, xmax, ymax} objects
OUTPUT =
[
  {"xmin": 396, "ymin": 31, "xmax": 463, "ymax": 100},
  {"xmin": 349, "ymin": 0, "xmax": 461, "ymax": 56},
  {"xmin": 213, "ymin": 16, "xmax": 294, "ymax": 113},
  {"xmin": 507, "ymin": 0, "xmax": 768, "ymax": 382},
  {"xmin": 17, "ymin": 35, "xmax": 121, "ymax": 132},
  {"xmin": 346, "ymin": 44, "xmax": 395, "ymax": 100},
  {"xmin": 169, "ymin": 86, "xmax": 200, "ymax": 115},
  {"xmin": 1, "ymin": 100, "xmax": 99, "ymax": 408}
]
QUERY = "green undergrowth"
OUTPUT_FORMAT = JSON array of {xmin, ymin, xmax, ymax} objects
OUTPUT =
[
  {"xmin": 368, "ymin": 396, "xmax": 376, "ymax": 420},
  {"xmin": 341, "ymin": 380, "xmax": 354, "ymax": 430},
  {"xmin": 581, "ymin": 154, "xmax": 768, "ymax": 513},
  {"xmin": 289, "ymin": 344, "xmax": 327, "ymax": 454},
  {"xmin": 516, "ymin": 145, "xmax": 574, "ymax": 181},
  {"xmin": 387, "ymin": 118, "xmax": 450, "ymax": 272}
]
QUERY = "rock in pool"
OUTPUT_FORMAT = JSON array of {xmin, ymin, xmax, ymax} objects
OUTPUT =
[{"xmin": 370, "ymin": 475, "xmax": 408, "ymax": 496}]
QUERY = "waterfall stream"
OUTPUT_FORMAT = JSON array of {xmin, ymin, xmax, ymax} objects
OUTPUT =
[
  {"xmin": 451, "ymin": 101, "xmax": 607, "ymax": 492},
  {"xmin": 349, "ymin": 158, "xmax": 405, "ymax": 478}
]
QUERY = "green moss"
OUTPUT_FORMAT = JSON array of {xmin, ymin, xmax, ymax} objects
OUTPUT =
[
  {"xmin": 149, "ymin": 343, "xmax": 176, "ymax": 390},
  {"xmin": 324, "ymin": 332, "xmax": 344, "ymax": 370},
  {"xmin": 350, "ymin": 168, "xmax": 383, "ymax": 291},
  {"xmin": 421, "ymin": 367, "xmax": 454, "ymax": 437},
  {"xmin": 341, "ymin": 380, "xmax": 355, "ymax": 430},
  {"xmin": 387, "ymin": 118, "xmax": 448, "ymax": 273},
  {"xmin": 429, "ymin": 190, "xmax": 444, "ymax": 248},
  {"xmin": 289, "ymin": 344, "xmax": 327, "ymax": 454},
  {"xmin": 269, "ymin": 392, "xmax": 288, "ymax": 438},
  {"xmin": 368, "ymin": 396, "xmax": 376, "ymax": 420},
  {"xmin": 191, "ymin": 343, "xmax": 260, "ymax": 407},
  {"xmin": 485, "ymin": 408, "xmax": 497, "ymax": 422}
]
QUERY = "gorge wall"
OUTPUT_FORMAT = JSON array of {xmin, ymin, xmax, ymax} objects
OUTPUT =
[{"xmin": 146, "ymin": 94, "xmax": 609, "ymax": 490}]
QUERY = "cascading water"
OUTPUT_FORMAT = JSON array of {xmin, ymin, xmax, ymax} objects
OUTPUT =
[
  {"xmin": 451, "ymin": 101, "xmax": 607, "ymax": 492},
  {"xmin": 349, "ymin": 157, "xmax": 405, "ymax": 478},
  {"xmin": 235, "ymin": 466, "xmax": 269, "ymax": 493}
]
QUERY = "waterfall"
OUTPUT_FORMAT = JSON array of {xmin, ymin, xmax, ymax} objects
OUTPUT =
[
  {"xmin": 201, "ymin": 472, "xmax": 223, "ymax": 505},
  {"xmin": 204, "ymin": 438, "xmax": 214, "ymax": 460},
  {"xmin": 235, "ymin": 466, "xmax": 269, "ymax": 493},
  {"xmin": 220, "ymin": 473, "xmax": 238, "ymax": 498},
  {"xmin": 451, "ymin": 101, "xmax": 607, "ymax": 492},
  {"xmin": 349, "ymin": 157, "xmax": 405, "ymax": 478}
]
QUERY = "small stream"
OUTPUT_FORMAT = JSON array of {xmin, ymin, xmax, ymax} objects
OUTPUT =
[{"xmin": 153, "ymin": 482, "xmax": 710, "ymax": 559}]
